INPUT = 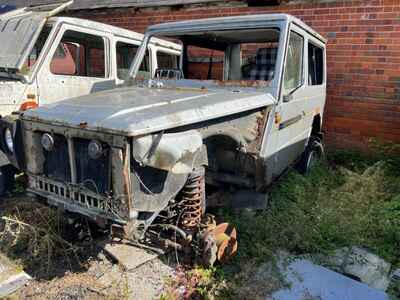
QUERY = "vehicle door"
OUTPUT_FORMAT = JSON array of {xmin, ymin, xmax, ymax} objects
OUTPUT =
[
  {"xmin": 36, "ymin": 24, "xmax": 114, "ymax": 105},
  {"xmin": 273, "ymin": 24, "xmax": 308, "ymax": 175}
]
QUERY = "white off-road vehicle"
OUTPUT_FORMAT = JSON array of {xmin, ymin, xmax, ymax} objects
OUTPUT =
[
  {"xmin": 1, "ymin": 14, "xmax": 326, "ymax": 264},
  {"xmin": 0, "ymin": 1, "xmax": 182, "ymax": 194}
]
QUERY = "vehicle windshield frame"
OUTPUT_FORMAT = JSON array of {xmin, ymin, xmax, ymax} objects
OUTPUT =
[{"xmin": 128, "ymin": 20, "xmax": 289, "ymax": 95}]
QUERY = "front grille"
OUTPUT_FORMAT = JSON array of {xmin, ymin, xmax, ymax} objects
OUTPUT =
[
  {"xmin": 43, "ymin": 134, "xmax": 71, "ymax": 182},
  {"xmin": 32, "ymin": 176, "xmax": 109, "ymax": 212},
  {"xmin": 42, "ymin": 135, "xmax": 111, "ymax": 195},
  {"xmin": 33, "ymin": 176, "xmax": 108, "ymax": 212}
]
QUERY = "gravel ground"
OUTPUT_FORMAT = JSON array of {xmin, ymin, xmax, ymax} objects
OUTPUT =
[
  {"xmin": 17, "ymin": 254, "xmax": 176, "ymax": 300},
  {"xmin": 1, "ymin": 196, "xmax": 177, "ymax": 300}
]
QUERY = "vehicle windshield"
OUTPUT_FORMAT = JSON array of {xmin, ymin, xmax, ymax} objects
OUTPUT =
[
  {"xmin": 18, "ymin": 25, "xmax": 52, "ymax": 76},
  {"xmin": 136, "ymin": 28, "xmax": 281, "ymax": 88}
]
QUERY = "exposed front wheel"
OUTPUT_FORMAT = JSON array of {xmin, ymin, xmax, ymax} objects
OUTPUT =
[
  {"xmin": 297, "ymin": 136, "xmax": 324, "ymax": 174},
  {"xmin": 0, "ymin": 165, "xmax": 16, "ymax": 197}
]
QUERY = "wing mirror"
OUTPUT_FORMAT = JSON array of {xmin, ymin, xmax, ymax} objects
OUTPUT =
[
  {"xmin": 282, "ymin": 84, "xmax": 302, "ymax": 103},
  {"xmin": 283, "ymin": 94, "xmax": 293, "ymax": 103}
]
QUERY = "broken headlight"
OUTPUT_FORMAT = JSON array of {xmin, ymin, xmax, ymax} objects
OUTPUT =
[
  {"xmin": 4, "ymin": 128, "xmax": 14, "ymax": 153},
  {"xmin": 88, "ymin": 140, "xmax": 103, "ymax": 160},
  {"xmin": 41, "ymin": 133, "xmax": 55, "ymax": 152}
]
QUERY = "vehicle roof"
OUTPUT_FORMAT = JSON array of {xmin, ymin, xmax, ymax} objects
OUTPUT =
[
  {"xmin": 49, "ymin": 16, "xmax": 182, "ymax": 51},
  {"xmin": 146, "ymin": 13, "xmax": 327, "ymax": 44}
]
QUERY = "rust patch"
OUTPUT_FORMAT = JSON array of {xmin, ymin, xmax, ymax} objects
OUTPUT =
[
  {"xmin": 247, "ymin": 109, "xmax": 268, "ymax": 153},
  {"xmin": 122, "ymin": 144, "xmax": 132, "ymax": 216},
  {"xmin": 210, "ymin": 79, "xmax": 271, "ymax": 88},
  {"xmin": 201, "ymin": 222, "xmax": 238, "ymax": 266}
]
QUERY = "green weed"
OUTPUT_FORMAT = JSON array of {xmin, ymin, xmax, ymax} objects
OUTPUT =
[{"xmin": 209, "ymin": 151, "xmax": 400, "ymax": 299}]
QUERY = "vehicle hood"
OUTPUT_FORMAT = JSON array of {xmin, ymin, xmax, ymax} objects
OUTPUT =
[
  {"xmin": 0, "ymin": 2, "xmax": 71, "ymax": 71},
  {"xmin": 22, "ymin": 86, "xmax": 275, "ymax": 136}
]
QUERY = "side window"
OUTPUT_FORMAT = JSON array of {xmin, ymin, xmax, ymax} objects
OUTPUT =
[
  {"xmin": 116, "ymin": 41, "xmax": 150, "ymax": 79},
  {"xmin": 308, "ymin": 43, "xmax": 324, "ymax": 85},
  {"xmin": 156, "ymin": 51, "xmax": 179, "ymax": 69},
  {"xmin": 50, "ymin": 30, "xmax": 107, "ymax": 78},
  {"xmin": 88, "ymin": 46, "xmax": 106, "ymax": 77},
  {"xmin": 283, "ymin": 31, "xmax": 304, "ymax": 94}
]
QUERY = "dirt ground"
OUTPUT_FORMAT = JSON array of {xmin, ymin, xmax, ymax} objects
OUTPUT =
[
  {"xmin": 0, "ymin": 196, "xmax": 179, "ymax": 300},
  {"xmin": 17, "ymin": 255, "xmax": 176, "ymax": 300}
]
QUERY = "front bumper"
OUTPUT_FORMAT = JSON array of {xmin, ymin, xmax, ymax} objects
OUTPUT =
[{"xmin": 27, "ymin": 174, "xmax": 126, "ymax": 224}]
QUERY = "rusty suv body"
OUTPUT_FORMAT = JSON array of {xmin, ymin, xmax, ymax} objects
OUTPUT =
[{"xmin": 0, "ymin": 14, "xmax": 326, "ymax": 241}]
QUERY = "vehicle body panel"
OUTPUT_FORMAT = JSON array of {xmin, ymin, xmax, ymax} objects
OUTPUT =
[{"xmin": 23, "ymin": 84, "xmax": 275, "ymax": 136}]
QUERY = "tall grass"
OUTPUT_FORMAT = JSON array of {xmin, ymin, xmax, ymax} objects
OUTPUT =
[{"xmin": 226, "ymin": 153, "xmax": 400, "ymax": 266}]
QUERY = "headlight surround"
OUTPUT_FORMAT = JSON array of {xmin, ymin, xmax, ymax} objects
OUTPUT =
[
  {"xmin": 4, "ymin": 128, "xmax": 14, "ymax": 153},
  {"xmin": 88, "ymin": 140, "xmax": 103, "ymax": 160},
  {"xmin": 41, "ymin": 133, "xmax": 55, "ymax": 152}
]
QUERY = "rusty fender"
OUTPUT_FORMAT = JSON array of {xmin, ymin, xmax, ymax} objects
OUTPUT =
[
  {"xmin": 130, "ymin": 130, "xmax": 207, "ymax": 213},
  {"xmin": 132, "ymin": 130, "xmax": 204, "ymax": 174}
]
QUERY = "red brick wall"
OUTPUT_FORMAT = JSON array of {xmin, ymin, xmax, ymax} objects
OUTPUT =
[{"xmin": 72, "ymin": 0, "xmax": 400, "ymax": 151}]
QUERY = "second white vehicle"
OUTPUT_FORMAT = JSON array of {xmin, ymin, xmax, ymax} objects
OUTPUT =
[{"xmin": 0, "ymin": 1, "xmax": 182, "ymax": 194}]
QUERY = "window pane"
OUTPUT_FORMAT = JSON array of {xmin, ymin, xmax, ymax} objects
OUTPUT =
[
  {"xmin": 185, "ymin": 46, "xmax": 224, "ymax": 80},
  {"xmin": 50, "ymin": 30, "xmax": 106, "ymax": 78},
  {"xmin": 116, "ymin": 42, "xmax": 149, "ymax": 79},
  {"xmin": 241, "ymin": 42, "xmax": 278, "ymax": 81},
  {"xmin": 156, "ymin": 51, "xmax": 179, "ymax": 69},
  {"xmin": 308, "ymin": 43, "xmax": 324, "ymax": 85},
  {"xmin": 88, "ymin": 47, "xmax": 105, "ymax": 77},
  {"xmin": 283, "ymin": 31, "xmax": 304, "ymax": 93},
  {"xmin": 50, "ymin": 43, "xmax": 77, "ymax": 75}
]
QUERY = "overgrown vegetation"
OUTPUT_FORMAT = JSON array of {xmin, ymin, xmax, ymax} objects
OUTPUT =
[
  {"xmin": 0, "ymin": 199, "xmax": 84, "ymax": 277},
  {"xmin": 161, "ymin": 147, "xmax": 400, "ymax": 299},
  {"xmin": 1, "ymin": 145, "xmax": 400, "ymax": 299},
  {"xmin": 228, "ymin": 155, "xmax": 400, "ymax": 266}
]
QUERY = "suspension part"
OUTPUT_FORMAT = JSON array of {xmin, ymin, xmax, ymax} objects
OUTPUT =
[
  {"xmin": 200, "ymin": 223, "xmax": 238, "ymax": 266},
  {"xmin": 178, "ymin": 167, "xmax": 205, "ymax": 231}
]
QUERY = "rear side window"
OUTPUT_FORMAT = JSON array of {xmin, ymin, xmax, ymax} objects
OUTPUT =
[
  {"xmin": 116, "ymin": 41, "xmax": 150, "ymax": 79},
  {"xmin": 156, "ymin": 51, "xmax": 179, "ymax": 69},
  {"xmin": 308, "ymin": 43, "xmax": 324, "ymax": 85},
  {"xmin": 50, "ymin": 30, "xmax": 107, "ymax": 78}
]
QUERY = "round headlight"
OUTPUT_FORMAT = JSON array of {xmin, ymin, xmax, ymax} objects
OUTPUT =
[
  {"xmin": 41, "ymin": 133, "xmax": 55, "ymax": 152},
  {"xmin": 88, "ymin": 140, "xmax": 103, "ymax": 160},
  {"xmin": 4, "ymin": 128, "xmax": 14, "ymax": 153}
]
